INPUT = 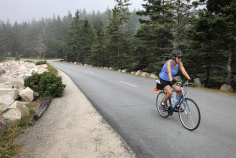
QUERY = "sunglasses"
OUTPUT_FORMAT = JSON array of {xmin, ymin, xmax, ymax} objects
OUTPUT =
[{"xmin": 177, "ymin": 56, "xmax": 182, "ymax": 59}]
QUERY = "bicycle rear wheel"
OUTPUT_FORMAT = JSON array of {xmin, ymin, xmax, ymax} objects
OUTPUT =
[
  {"xmin": 179, "ymin": 98, "xmax": 201, "ymax": 131},
  {"xmin": 156, "ymin": 91, "xmax": 169, "ymax": 118}
]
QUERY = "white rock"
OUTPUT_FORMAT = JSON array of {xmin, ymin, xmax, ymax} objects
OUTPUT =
[
  {"xmin": 0, "ymin": 95, "xmax": 15, "ymax": 106},
  {"xmin": 122, "ymin": 69, "xmax": 127, "ymax": 73},
  {"xmin": 0, "ymin": 88, "xmax": 18, "ymax": 99},
  {"xmin": 2, "ymin": 108, "xmax": 21, "ymax": 124},
  {"xmin": 19, "ymin": 87, "xmax": 34, "ymax": 102},
  {"xmin": 0, "ymin": 104, "xmax": 9, "ymax": 113},
  {"xmin": 141, "ymin": 72, "xmax": 151, "ymax": 77},
  {"xmin": 30, "ymin": 68, "xmax": 38, "ymax": 74},
  {"xmin": 150, "ymin": 74, "xmax": 158, "ymax": 79},
  {"xmin": 194, "ymin": 78, "xmax": 201, "ymax": 87},
  {"xmin": 10, "ymin": 101, "xmax": 29, "ymax": 117},
  {"xmin": 175, "ymin": 76, "xmax": 182, "ymax": 82},
  {"xmin": 135, "ymin": 70, "xmax": 142, "ymax": 76},
  {"xmin": 220, "ymin": 84, "xmax": 234, "ymax": 92}
]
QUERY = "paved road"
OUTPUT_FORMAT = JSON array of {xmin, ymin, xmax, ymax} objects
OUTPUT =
[{"xmin": 51, "ymin": 61, "xmax": 236, "ymax": 158}]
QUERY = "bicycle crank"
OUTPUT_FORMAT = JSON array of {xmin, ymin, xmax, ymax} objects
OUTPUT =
[{"xmin": 168, "ymin": 107, "xmax": 173, "ymax": 116}]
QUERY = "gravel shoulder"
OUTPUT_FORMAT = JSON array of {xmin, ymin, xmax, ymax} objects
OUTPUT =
[{"xmin": 16, "ymin": 69, "xmax": 135, "ymax": 158}]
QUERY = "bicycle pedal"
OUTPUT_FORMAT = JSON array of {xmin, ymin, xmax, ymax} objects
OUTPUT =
[{"xmin": 168, "ymin": 107, "xmax": 173, "ymax": 116}]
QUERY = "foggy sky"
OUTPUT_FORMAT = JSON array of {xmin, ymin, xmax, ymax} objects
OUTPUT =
[{"xmin": 0, "ymin": 0, "xmax": 144, "ymax": 23}]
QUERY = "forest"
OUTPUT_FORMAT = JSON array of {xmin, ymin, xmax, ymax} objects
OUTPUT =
[{"xmin": 0, "ymin": 0, "xmax": 235, "ymax": 90}]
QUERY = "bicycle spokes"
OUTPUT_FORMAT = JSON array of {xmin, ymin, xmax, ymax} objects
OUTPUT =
[{"xmin": 179, "ymin": 98, "xmax": 201, "ymax": 131}]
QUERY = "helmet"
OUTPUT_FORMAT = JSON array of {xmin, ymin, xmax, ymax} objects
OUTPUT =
[{"xmin": 172, "ymin": 50, "xmax": 183, "ymax": 57}]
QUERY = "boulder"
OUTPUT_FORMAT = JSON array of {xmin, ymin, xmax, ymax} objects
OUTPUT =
[
  {"xmin": 141, "ymin": 72, "xmax": 151, "ymax": 78},
  {"xmin": 122, "ymin": 69, "xmax": 127, "ymax": 73},
  {"xmin": 2, "ymin": 108, "xmax": 21, "ymax": 124},
  {"xmin": 0, "ymin": 88, "xmax": 18, "ymax": 99},
  {"xmin": 220, "ymin": 84, "xmax": 234, "ymax": 92},
  {"xmin": 6, "ymin": 78, "xmax": 24, "ymax": 89},
  {"xmin": 0, "ymin": 75, "xmax": 9, "ymax": 84},
  {"xmin": 194, "ymin": 78, "xmax": 201, "ymax": 87},
  {"xmin": 175, "ymin": 76, "xmax": 182, "ymax": 82},
  {"xmin": 0, "ymin": 69, "xmax": 6, "ymax": 76},
  {"xmin": 19, "ymin": 87, "xmax": 34, "ymax": 102},
  {"xmin": 0, "ymin": 95, "xmax": 15, "ymax": 106},
  {"xmin": 150, "ymin": 73, "xmax": 158, "ymax": 79},
  {"xmin": 30, "ymin": 68, "xmax": 38, "ymax": 74},
  {"xmin": 10, "ymin": 101, "xmax": 29, "ymax": 117},
  {"xmin": 0, "ymin": 104, "xmax": 9, "ymax": 113},
  {"xmin": 135, "ymin": 70, "xmax": 142, "ymax": 76}
]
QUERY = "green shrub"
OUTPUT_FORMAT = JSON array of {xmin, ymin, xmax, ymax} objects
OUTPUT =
[
  {"xmin": 36, "ymin": 60, "xmax": 47, "ymax": 65},
  {"xmin": 15, "ymin": 52, "xmax": 20, "ymax": 60},
  {"xmin": 24, "ymin": 72, "xmax": 66, "ymax": 98}
]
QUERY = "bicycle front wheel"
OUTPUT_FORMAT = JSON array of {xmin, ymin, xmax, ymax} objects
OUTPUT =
[
  {"xmin": 179, "ymin": 98, "xmax": 201, "ymax": 131},
  {"xmin": 156, "ymin": 92, "xmax": 169, "ymax": 118}
]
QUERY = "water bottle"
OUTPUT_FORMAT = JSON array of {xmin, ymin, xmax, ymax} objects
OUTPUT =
[
  {"xmin": 171, "ymin": 96, "xmax": 180, "ymax": 106},
  {"xmin": 175, "ymin": 97, "xmax": 180, "ymax": 105}
]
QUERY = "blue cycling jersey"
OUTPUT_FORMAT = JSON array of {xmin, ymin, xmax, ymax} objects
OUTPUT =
[{"xmin": 159, "ymin": 59, "xmax": 180, "ymax": 81}]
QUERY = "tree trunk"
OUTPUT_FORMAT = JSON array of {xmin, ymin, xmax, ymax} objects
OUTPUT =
[
  {"xmin": 227, "ymin": 47, "xmax": 233, "ymax": 86},
  {"xmin": 205, "ymin": 66, "xmax": 210, "ymax": 87},
  {"xmin": 29, "ymin": 96, "xmax": 51, "ymax": 125}
]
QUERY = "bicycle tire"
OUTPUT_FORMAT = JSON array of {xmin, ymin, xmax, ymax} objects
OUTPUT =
[
  {"xmin": 156, "ymin": 91, "xmax": 169, "ymax": 118},
  {"xmin": 179, "ymin": 98, "xmax": 201, "ymax": 131}
]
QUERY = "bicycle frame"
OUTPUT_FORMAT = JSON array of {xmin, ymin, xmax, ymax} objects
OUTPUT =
[{"xmin": 164, "ymin": 89, "xmax": 185, "ymax": 111}]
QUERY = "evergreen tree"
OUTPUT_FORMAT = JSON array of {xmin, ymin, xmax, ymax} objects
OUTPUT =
[
  {"xmin": 65, "ymin": 10, "xmax": 82, "ymax": 62},
  {"xmin": 135, "ymin": 0, "xmax": 174, "ymax": 73},
  {"xmin": 171, "ymin": 0, "xmax": 200, "ymax": 50},
  {"xmin": 0, "ymin": 21, "xmax": 12, "ymax": 58},
  {"xmin": 34, "ymin": 28, "xmax": 47, "ymax": 58},
  {"xmin": 104, "ymin": 0, "xmax": 132, "ymax": 68},
  {"xmin": 191, "ymin": 0, "xmax": 236, "ymax": 86},
  {"xmin": 78, "ymin": 18, "xmax": 97, "ymax": 64}
]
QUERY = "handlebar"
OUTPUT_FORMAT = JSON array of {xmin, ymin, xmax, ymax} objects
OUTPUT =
[{"xmin": 178, "ymin": 79, "xmax": 192, "ymax": 87}]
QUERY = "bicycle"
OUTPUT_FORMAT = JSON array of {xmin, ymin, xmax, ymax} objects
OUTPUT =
[{"xmin": 154, "ymin": 80, "xmax": 201, "ymax": 131}]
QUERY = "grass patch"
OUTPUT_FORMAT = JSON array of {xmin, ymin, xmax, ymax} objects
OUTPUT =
[
  {"xmin": 0, "ymin": 101, "xmax": 39, "ymax": 158},
  {"xmin": 47, "ymin": 64, "xmax": 58, "ymax": 76}
]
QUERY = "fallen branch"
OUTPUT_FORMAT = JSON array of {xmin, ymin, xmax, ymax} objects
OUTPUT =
[{"xmin": 29, "ymin": 96, "xmax": 51, "ymax": 125}]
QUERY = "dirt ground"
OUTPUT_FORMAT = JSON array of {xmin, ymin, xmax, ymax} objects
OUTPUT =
[{"xmin": 16, "ymin": 69, "xmax": 135, "ymax": 158}]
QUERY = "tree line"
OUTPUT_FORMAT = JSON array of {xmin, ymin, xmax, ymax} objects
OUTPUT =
[{"xmin": 0, "ymin": 0, "xmax": 235, "ymax": 90}]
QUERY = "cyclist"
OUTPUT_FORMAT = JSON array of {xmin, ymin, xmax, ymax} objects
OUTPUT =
[{"xmin": 159, "ymin": 50, "xmax": 193, "ymax": 111}]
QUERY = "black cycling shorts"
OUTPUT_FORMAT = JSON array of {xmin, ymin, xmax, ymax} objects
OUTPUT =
[{"xmin": 160, "ymin": 78, "xmax": 172, "ymax": 88}]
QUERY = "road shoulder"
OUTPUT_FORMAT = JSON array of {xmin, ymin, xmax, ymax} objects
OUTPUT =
[{"xmin": 16, "ymin": 69, "xmax": 135, "ymax": 158}]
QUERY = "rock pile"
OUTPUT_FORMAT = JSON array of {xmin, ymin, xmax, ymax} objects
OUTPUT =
[{"xmin": 0, "ymin": 60, "xmax": 47, "ymax": 131}]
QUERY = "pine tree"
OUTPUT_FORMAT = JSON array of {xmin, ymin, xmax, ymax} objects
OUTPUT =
[
  {"xmin": 135, "ymin": 0, "xmax": 174, "ymax": 73},
  {"xmin": 104, "ymin": 0, "xmax": 132, "ymax": 68},
  {"xmin": 192, "ymin": 0, "xmax": 236, "ymax": 86},
  {"xmin": 78, "ymin": 18, "xmax": 97, "ymax": 64},
  {"xmin": 65, "ymin": 10, "xmax": 82, "ymax": 62},
  {"xmin": 0, "ymin": 21, "xmax": 12, "ymax": 58},
  {"xmin": 171, "ymin": 0, "xmax": 201, "ymax": 50}
]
